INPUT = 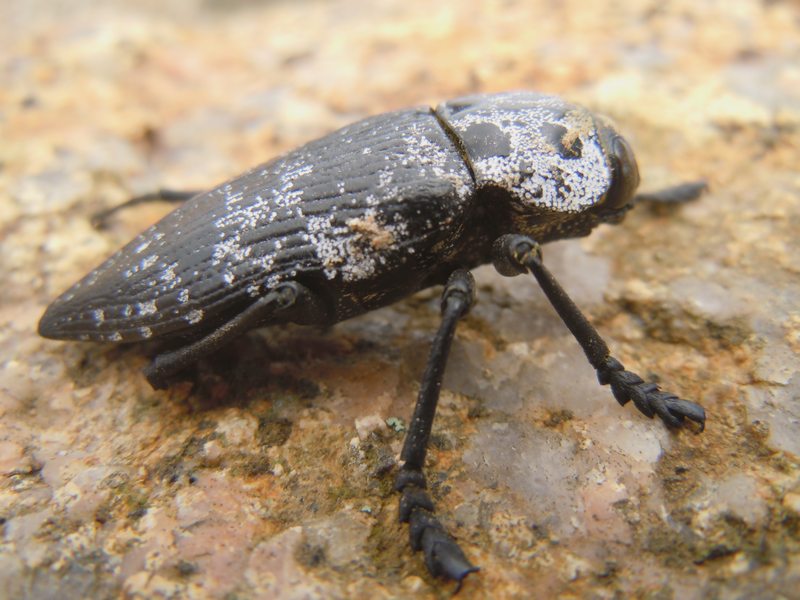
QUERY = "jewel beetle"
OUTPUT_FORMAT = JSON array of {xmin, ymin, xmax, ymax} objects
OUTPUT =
[{"xmin": 39, "ymin": 92, "xmax": 706, "ymax": 586}]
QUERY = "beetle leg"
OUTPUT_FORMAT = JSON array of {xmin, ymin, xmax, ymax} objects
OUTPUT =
[
  {"xmin": 493, "ymin": 234, "xmax": 706, "ymax": 431},
  {"xmin": 144, "ymin": 282, "xmax": 319, "ymax": 389},
  {"xmin": 91, "ymin": 189, "xmax": 202, "ymax": 230},
  {"xmin": 395, "ymin": 270, "xmax": 479, "ymax": 588}
]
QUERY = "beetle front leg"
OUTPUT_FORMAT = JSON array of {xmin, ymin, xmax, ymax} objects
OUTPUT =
[
  {"xmin": 395, "ymin": 270, "xmax": 479, "ymax": 588},
  {"xmin": 145, "ymin": 281, "xmax": 323, "ymax": 389},
  {"xmin": 492, "ymin": 234, "xmax": 706, "ymax": 431}
]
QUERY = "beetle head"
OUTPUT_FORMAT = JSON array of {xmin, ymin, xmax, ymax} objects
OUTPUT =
[{"xmin": 592, "ymin": 118, "xmax": 640, "ymax": 219}]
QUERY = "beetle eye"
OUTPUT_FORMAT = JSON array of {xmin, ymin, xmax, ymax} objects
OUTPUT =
[{"xmin": 603, "ymin": 136, "xmax": 640, "ymax": 210}]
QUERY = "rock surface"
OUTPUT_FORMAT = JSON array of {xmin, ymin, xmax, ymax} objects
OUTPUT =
[{"xmin": 1, "ymin": 0, "xmax": 799, "ymax": 597}]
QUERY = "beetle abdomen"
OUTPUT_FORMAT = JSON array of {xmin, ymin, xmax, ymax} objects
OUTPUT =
[{"xmin": 39, "ymin": 107, "xmax": 475, "ymax": 343}]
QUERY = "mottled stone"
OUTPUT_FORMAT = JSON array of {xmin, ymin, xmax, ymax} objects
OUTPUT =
[{"xmin": 2, "ymin": 0, "xmax": 799, "ymax": 598}]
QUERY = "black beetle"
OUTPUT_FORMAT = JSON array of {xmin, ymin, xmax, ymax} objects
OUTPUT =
[{"xmin": 39, "ymin": 92, "xmax": 706, "ymax": 586}]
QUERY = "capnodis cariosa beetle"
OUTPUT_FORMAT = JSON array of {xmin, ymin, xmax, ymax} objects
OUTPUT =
[{"xmin": 39, "ymin": 92, "xmax": 707, "ymax": 587}]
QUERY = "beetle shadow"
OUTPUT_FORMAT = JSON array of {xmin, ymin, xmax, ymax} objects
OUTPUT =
[{"xmin": 127, "ymin": 323, "xmax": 389, "ymax": 414}]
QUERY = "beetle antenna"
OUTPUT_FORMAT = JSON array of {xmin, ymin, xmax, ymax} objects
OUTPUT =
[{"xmin": 632, "ymin": 180, "xmax": 707, "ymax": 205}]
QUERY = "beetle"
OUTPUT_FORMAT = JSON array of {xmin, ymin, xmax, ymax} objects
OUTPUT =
[{"xmin": 39, "ymin": 92, "xmax": 706, "ymax": 587}]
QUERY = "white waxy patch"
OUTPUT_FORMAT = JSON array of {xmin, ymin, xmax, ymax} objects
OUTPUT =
[
  {"xmin": 137, "ymin": 300, "xmax": 157, "ymax": 316},
  {"xmin": 377, "ymin": 169, "xmax": 393, "ymax": 189},
  {"xmin": 139, "ymin": 326, "xmax": 153, "ymax": 339},
  {"xmin": 92, "ymin": 309, "xmax": 105, "ymax": 323},
  {"xmin": 212, "ymin": 235, "xmax": 249, "ymax": 267},
  {"xmin": 160, "ymin": 261, "xmax": 179, "ymax": 283},
  {"xmin": 177, "ymin": 289, "xmax": 190, "ymax": 304},
  {"xmin": 141, "ymin": 254, "xmax": 159, "ymax": 270},
  {"xmin": 134, "ymin": 240, "xmax": 151, "ymax": 254},
  {"xmin": 186, "ymin": 309, "xmax": 204, "ymax": 324},
  {"xmin": 108, "ymin": 332, "xmax": 122, "ymax": 342},
  {"xmin": 122, "ymin": 305, "xmax": 133, "ymax": 317}
]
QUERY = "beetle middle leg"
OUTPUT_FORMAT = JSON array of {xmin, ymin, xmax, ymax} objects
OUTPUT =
[
  {"xmin": 395, "ymin": 269, "xmax": 479, "ymax": 587},
  {"xmin": 493, "ymin": 234, "xmax": 706, "ymax": 430},
  {"xmin": 144, "ymin": 281, "xmax": 325, "ymax": 389}
]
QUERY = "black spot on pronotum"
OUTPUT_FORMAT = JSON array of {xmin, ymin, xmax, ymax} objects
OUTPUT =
[{"xmin": 460, "ymin": 122, "xmax": 512, "ymax": 160}]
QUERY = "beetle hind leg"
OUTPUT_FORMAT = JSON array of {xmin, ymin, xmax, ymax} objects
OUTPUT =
[
  {"xmin": 395, "ymin": 270, "xmax": 479, "ymax": 587},
  {"xmin": 144, "ymin": 281, "xmax": 322, "ymax": 389},
  {"xmin": 91, "ymin": 189, "xmax": 202, "ymax": 229},
  {"xmin": 493, "ymin": 234, "xmax": 706, "ymax": 431}
]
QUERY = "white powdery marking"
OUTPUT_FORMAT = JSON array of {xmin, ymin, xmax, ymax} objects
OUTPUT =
[
  {"xmin": 402, "ymin": 128, "xmax": 454, "ymax": 174},
  {"xmin": 377, "ymin": 169, "xmax": 393, "ymax": 189},
  {"xmin": 265, "ymin": 273, "xmax": 281, "ymax": 289},
  {"xmin": 212, "ymin": 234, "xmax": 249, "ymax": 267},
  {"xmin": 306, "ymin": 213, "xmax": 342, "ymax": 280},
  {"xmin": 224, "ymin": 189, "xmax": 244, "ymax": 205},
  {"xmin": 247, "ymin": 283, "xmax": 261, "ymax": 297},
  {"xmin": 278, "ymin": 188, "xmax": 304, "ymax": 207},
  {"xmin": 223, "ymin": 271, "xmax": 236, "ymax": 285},
  {"xmin": 108, "ymin": 332, "xmax": 122, "ymax": 342},
  {"xmin": 85, "ymin": 271, "xmax": 100, "ymax": 287},
  {"xmin": 137, "ymin": 300, "xmax": 157, "ymax": 316},
  {"xmin": 255, "ymin": 253, "xmax": 276, "ymax": 272},
  {"xmin": 160, "ymin": 261, "xmax": 179, "ymax": 283},
  {"xmin": 122, "ymin": 305, "xmax": 133, "ymax": 317},
  {"xmin": 186, "ymin": 309, "xmax": 204, "ymax": 324},
  {"xmin": 177, "ymin": 289, "xmax": 190, "ymax": 304},
  {"xmin": 306, "ymin": 208, "xmax": 412, "ymax": 283},
  {"xmin": 134, "ymin": 239, "xmax": 151, "ymax": 254},
  {"xmin": 141, "ymin": 254, "xmax": 159, "ymax": 270},
  {"xmin": 138, "ymin": 326, "xmax": 153, "ymax": 339},
  {"xmin": 92, "ymin": 309, "xmax": 105, "ymax": 323}
]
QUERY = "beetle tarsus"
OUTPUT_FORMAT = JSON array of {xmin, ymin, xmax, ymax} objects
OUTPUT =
[
  {"xmin": 396, "ymin": 471, "xmax": 479, "ymax": 588},
  {"xmin": 395, "ymin": 270, "xmax": 478, "ymax": 584},
  {"xmin": 144, "ymin": 281, "xmax": 319, "ymax": 389},
  {"xmin": 597, "ymin": 356, "xmax": 706, "ymax": 430},
  {"xmin": 495, "ymin": 234, "xmax": 706, "ymax": 432}
]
